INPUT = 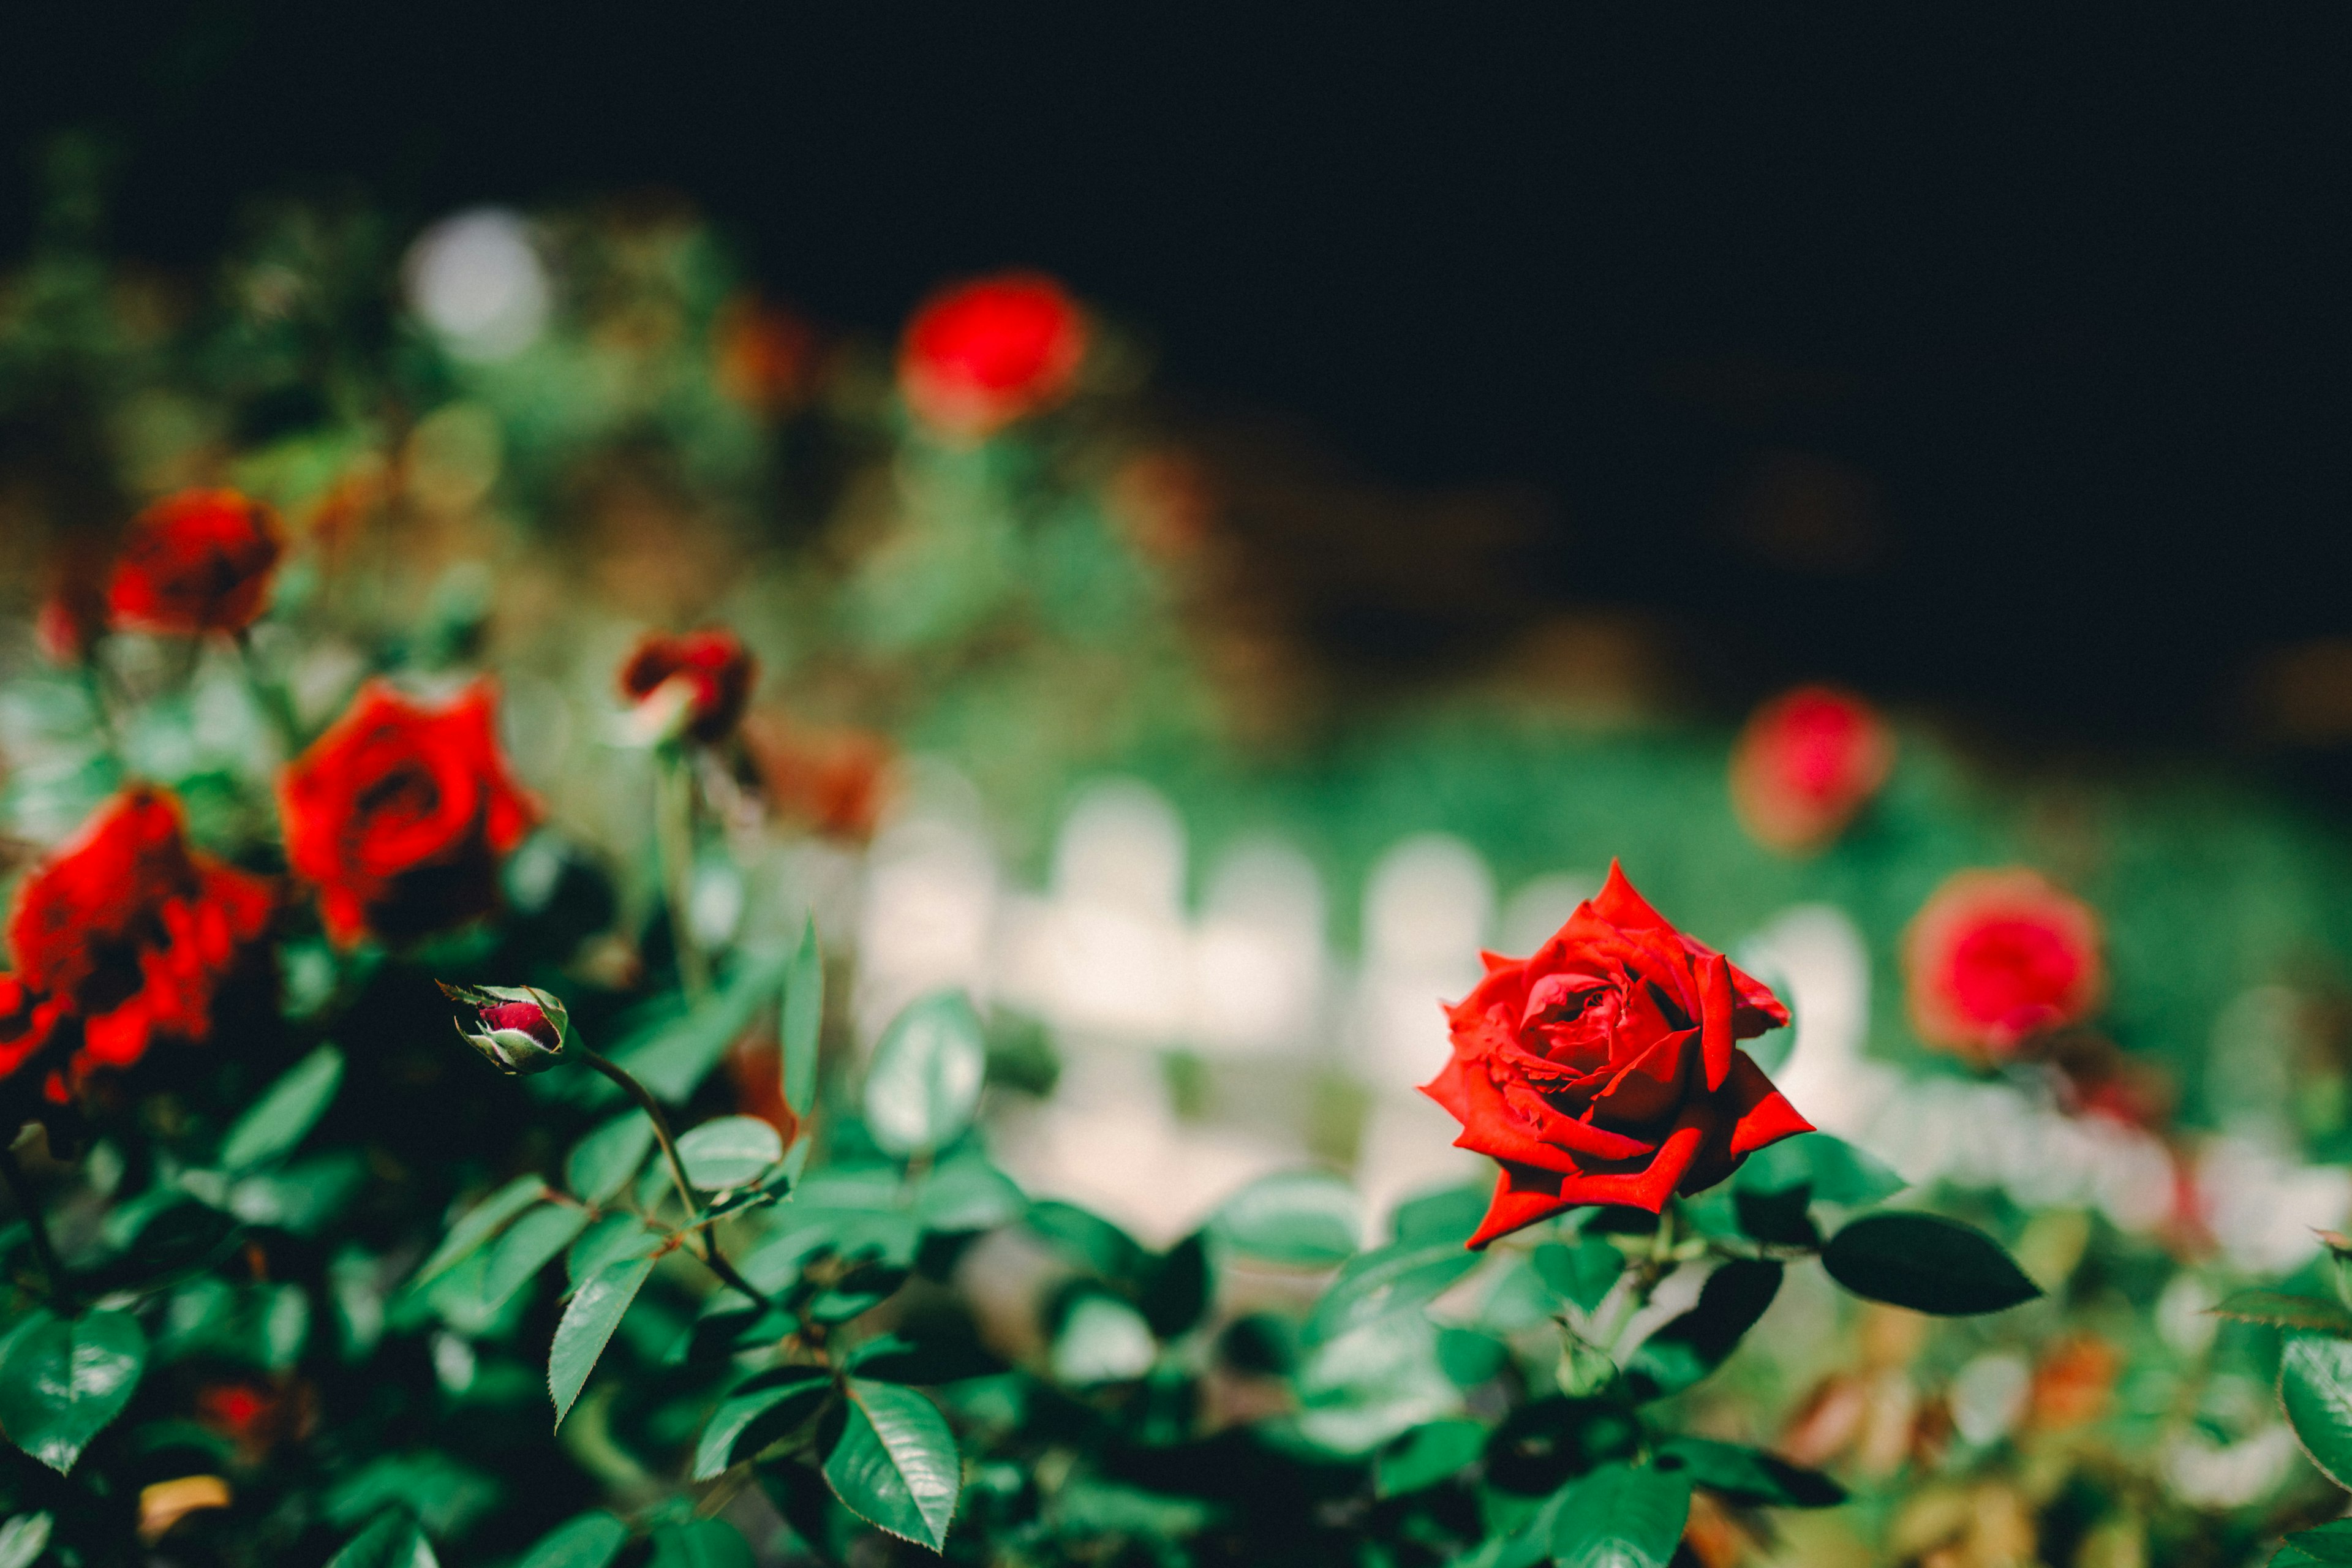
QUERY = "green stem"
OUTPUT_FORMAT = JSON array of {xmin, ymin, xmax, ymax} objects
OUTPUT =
[
  {"xmin": 0, "ymin": 1143, "xmax": 70, "ymax": 1313},
  {"xmin": 653, "ymin": 748, "xmax": 712, "ymax": 1001},
  {"xmin": 233, "ymin": 629, "xmax": 304, "ymax": 755},
  {"xmin": 579, "ymin": 1050, "xmax": 771, "ymax": 1309}
]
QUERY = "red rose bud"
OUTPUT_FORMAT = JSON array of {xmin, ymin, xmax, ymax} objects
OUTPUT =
[
  {"xmin": 107, "ymin": 489, "xmax": 284, "ymax": 636},
  {"xmin": 279, "ymin": 680, "xmax": 540, "ymax": 946},
  {"xmin": 619, "ymin": 628, "xmax": 757, "ymax": 745},
  {"xmin": 899, "ymin": 271, "xmax": 1087, "ymax": 439},
  {"xmin": 437, "ymin": 981, "xmax": 571, "ymax": 1074},
  {"xmin": 1904, "ymin": 867, "xmax": 2103, "ymax": 1060},
  {"xmin": 1729, "ymin": 685, "xmax": 1895, "ymax": 853},
  {"xmin": 1422, "ymin": 861, "xmax": 1811, "ymax": 1248}
]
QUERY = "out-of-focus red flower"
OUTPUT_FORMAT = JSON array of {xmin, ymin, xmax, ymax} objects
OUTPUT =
[
  {"xmin": 2027, "ymin": 1335, "xmax": 2120, "ymax": 1430},
  {"xmin": 2, "ymin": 788, "xmax": 273, "ymax": 1080},
  {"xmin": 1729, "ymin": 684, "xmax": 1895, "ymax": 853},
  {"xmin": 1905, "ymin": 869, "xmax": 2104, "ymax": 1060},
  {"xmin": 279, "ymin": 681, "xmax": 538, "ymax": 946},
  {"xmin": 106, "ymin": 489, "xmax": 284, "ymax": 636},
  {"xmin": 619, "ymin": 628, "xmax": 757, "ymax": 745},
  {"xmin": 744, "ymin": 714, "xmax": 893, "ymax": 842},
  {"xmin": 193, "ymin": 1379, "xmax": 307, "ymax": 1462},
  {"xmin": 714, "ymin": 296, "xmax": 818, "ymax": 416},
  {"xmin": 899, "ymin": 272, "xmax": 1087, "ymax": 439},
  {"xmin": 1421, "ymin": 861, "xmax": 1809, "ymax": 1247}
]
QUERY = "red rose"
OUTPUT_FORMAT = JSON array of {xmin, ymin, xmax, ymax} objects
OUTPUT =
[
  {"xmin": 4, "ymin": 787, "xmax": 273, "ymax": 1075},
  {"xmin": 279, "ymin": 681, "xmax": 539, "ymax": 946},
  {"xmin": 618, "ymin": 628, "xmax": 757, "ymax": 745},
  {"xmin": 1422, "ymin": 862, "xmax": 1811, "ymax": 1248},
  {"xmin": 1904, "ymin": 868, "xmax": 2103, "ymax": 1059},
  {"xmin": 899, "ymin": 272, "xmax": 1088, "ymax": 438},
  {"xmin": 107, "ymin": 489, "xmax": 284, "ymax": 635},
  {"xmin": 1729, "ymin": 685, "xmax": 1895, "ymax": 853}
]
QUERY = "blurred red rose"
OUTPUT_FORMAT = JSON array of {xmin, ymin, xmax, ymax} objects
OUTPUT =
[
  {"xmin": 2027, "ymin": 1335, "xmax": 2120, "ymax": 1430},
  {"xmin": 619, "ymin": 628, "xmax": 757, "ymax": 745},
  {"xmin": 279, "ymin": 681, "xmax": 538, "ymax": 946},
  {"xmin": 1422, "ymin": 861, "xmax": 1810, "ymax": 1247},
  {"xmin": 744, "ymin": 714, "xmax": 892, "ymax": 841},
  {"xmin": 107, "ymin": 489, "xmax": 284, "ymax": 635},
  {"xmin": 899, "ymin": 272, "xmax": 1087, "ymax": 438},
  {"xmin": 1729, "ymin": 684, "xmax": 1894, "ymax": 853},
  {"xmin": 4, "ymin": 787, "xmax": 273, "ymax": 1076},
  {"xmin": 1904, "ymin": 868, "xmax": 2103, "ymax": 1059}
]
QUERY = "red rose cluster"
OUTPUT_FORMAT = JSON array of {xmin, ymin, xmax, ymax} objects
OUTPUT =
[
  {"xmin": 899, "ymin": 273, "xmax": 1087, "ymax": 439},
  {"xmin": 1423, "ymin": 862, "xmax": 1811, "ymax": 1248},
  {"xmin": 0, "ymin": 788, "xmax": 273, "ymax": 1096}
]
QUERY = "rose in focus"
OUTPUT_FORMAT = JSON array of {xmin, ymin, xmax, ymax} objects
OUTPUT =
[
  {"xmin": 1423, "ymin": 862, "xmax": 1811, "ymax": 1247},
  {"xmin": 899, "ymin": 272, "xmax": 1087, "ymax": 438},
  {"xmin": 438, "ymin": 981, "xmax": 570, "ymax": 1075},
  {"xmin": 106, "ymin": 488, "xmax": 284, "ymax": 635},
  {"xmin": 279, "ymin": 680, "xmax": 538, "ymax": 945},
  {"xmin": 1905, "ymin": 867, "xmax": 2103, "ymax": 1060},
  {"xmin": 619, "ymin": 627, "xmax": 758, "ymax": 745},
  {"xmin": 1730, "ymin": 684, "xmax": 1895, "ymax": 853}
]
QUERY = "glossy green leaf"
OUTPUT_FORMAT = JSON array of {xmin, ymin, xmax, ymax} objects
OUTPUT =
[
  {"xmin": 483, "ymin": 1205, "xmax": 593, "ymax": 1310},
  {"xmin": 2282, "ymin": 1331, "xmax": 2352, "ymax": 1488},
  {"xmin": 1820, "ymin": 1213, "xmax": 2040, "ymax": 1316},
  {"xmin": 1547, "ymin": 1463, "xmax": 1693, "ymax": 1568},
  {"xmin": 0, "ymin": 1513, "xmax": 50, "ymax": 1568},
  {"xmin": 1376, "ymin": 1417, "xmax": 1486, "ymax": 1496},
  {"xmin": 549, "ymin": 1253, "xmax": 657, "ymax": 1429},
  {"xmin": 565, "ymin": 1114, "xmax": 657, "ymax": 1205},
  {"xmin": 2282, "ymin": 1520, "xmax": 2352, "ymax": 1564},
  {"xmin": 516, "ymin": 1513, "xmax": 629, "ymax": 1568},
  {"xmin": 0, "ymin": 1308, "xmax": 146, "ymax": 1472},
  {"xmin": 864, "ymin": 991, "xmax": 986, "ymax": 1158},
  {"xmin": 1306, "ymin": 1241, "xmax": 1480, "ymax": 1346},
  {"xmin": 916, "ymin": 1155, "xmax": 1027, "ymax": 1234},
  {"xmin": 1211, "ymin": 1169, "xmax": 1360, "ymax": 1267},
  {"xmin": 676, "ymin": 1116, "xmax": 784, "ymax": 1191},
  {"xmin": 1389, "ymin": 1183, "xmax": 1489, "ymax": 1248},
  {"xmin": 325, "ymin": 1512, "xmax": 439, "ymax": 1568},
  {"xmin": 568, "ymin": 1213, "xmax": 663, "ymax": 1285},
  {"xmin": 1734, "ymin": 1131, "xmax": 1905, "ymax": 1207},
  {"xmin": 1050, "ymin": 1293, "xmax": 1158, "ymax": 1385},
  {"xmin": 325, "ymin": 1452, "xmax": 500, "ymax": 1538},
  {"xmin": 414, "ymin": 1176, "xmax": 546, "ymax": 1286},
  {"xmin": 783, "ymin": 916, "xmax": 823, "ymax": 1117},
  {"xmin": 1531, "ymin": 1237, "xmax": 1624, "ymax": 1314},
  {"xmin": 1025, "ymin": 1201, "xmax": 1147, "ymax": 1284},
  {"xmin": 2214, "ymin": 1290, "xmax": 2352, "ymax": 1335},
  {"xmin": 1627, "ymin": 1260, "xmax": 1782, "ymax": 1398},
  {"xmin": 220, "ymin": 1044, "xmax": 345, "ymax": 1172},
  {"xmin": 824, "ymin": 1378, "xmax": 961, "ymax": 1551},
  {"xmin": 693, "ymin": 1370, "xmax": 832, "ymax": 1479},
  {"xmin": 1656, "ymin": 1437, "xmax": 1846, "ymax": 1507},
  {"xmin": 648, "ymin": 1520, "xmax": 754, "ymax": 1568}
]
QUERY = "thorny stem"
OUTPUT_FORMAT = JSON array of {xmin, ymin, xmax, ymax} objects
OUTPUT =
[
  {"xmin": 0, "ymin": 1141, "xmax": 71, "ymax": 1313},
  {"xmin": 580, "ymin": 1050, "xmax": 772, "ymax": 1310}
]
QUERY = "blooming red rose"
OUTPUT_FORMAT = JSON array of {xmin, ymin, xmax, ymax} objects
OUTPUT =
[
  {"xmin": 107, "ymin": 489, "xmax": 284, "ymax": 635},
  {"xmin": 1422, "ymin": 862, "xmax": 1810, "ymax": 1248},
  {"xmin": 1729, "ymin": 685, "xmax": 1895, "ymax": 854},
  {"xmin": 1904, "ymin": 868, "xmax": 2102, "ymax": 1059},
  {"xmin": 4, "ymin": 787, "xmax": 273, "ymax": 1076},
  {"xmin": 899, "ymin": 272, "xmax": 1087, "ymax": 438},
  {"xmin": 279, "ymin": 680, "xmax": 538, "ymax": 946},
  {"xmin": 619, "ymin": 628, "xmax": 757, "ymax": 745}
]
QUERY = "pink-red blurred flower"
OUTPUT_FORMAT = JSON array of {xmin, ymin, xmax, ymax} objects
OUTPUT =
[
  {"xmin": 1729, "ymin": 684, "xmax": 1894, "ymax": 853},
  {"xmin": 1904, "ymin": 868, "xmax": 2103, "ymax": 1060},
  {"xmin": 744, "ymin": 714, "xmax": 892, "ymax": 842},
  {"xmin": 1421, "ymin": 861, "xmax": 1809, "ymax": 1247},
  {"xmin": 107, "ymin": 489, "xmax": 284, "ymax": 635},
  {"xmin": 619, "ymin": 628, "xmax": 757, "ymax": 746},
  {"xmin": 899, "ymin": 272, "xmax": 1087, "ymax": 439}
]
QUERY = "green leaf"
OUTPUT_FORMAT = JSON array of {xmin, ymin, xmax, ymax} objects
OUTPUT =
[
  {"xmin": 2281, "ymin": 1331, "xmax": 2352, "ymax": 1489},
  {"xmin": 565, "ymin": 1115, "xmax": 657, "ymax": 1205},
  {"xmin": 824, "ymin": 1378, "xmax": 962, "ymax": 1551},
  {"xmin": 1389, "ymin": 1183, "xmax": 1490, "ymax": 1248},
  {"xmin": 1656, "ymin": 1437, "xmax": 1846, "ymax": 1508},
  {"xmin": 1376, "ymin": 1418, "xmax": 1487, "ymax": 1496},
  {"xmin": 549, "ymin": 1253, "xmax": 657, "ymax": 1429},
  {"xmin": 1050, "ymin": 1293, "xmax": 1158, "ymax": 1385},
  {"xmin": 1307, "ymin": 1242, "xmax": 1480, "ymax": 1346},
  {"xmin": 220, "ymin": 1044, "xmax": 345, "ymax": 1172},
  {"xmin": 613, "ymin": 949, "xmax": 792, "ymax": 1104},
  {"xmin": 1025, "ymin": 1201, "xmax": 1147, "ymax": 1284},
  {"xmin": 1627, "ymin": 1260, "xmax": 1782, "ymax": 1399},
  {"xmin": 1210, "ymin": 1169, "xmax": 1360, "ymax": 1267},
  {"xmin": 483, "ymin": 1205, "xmax": 593, "ymax": 1310},
  {"xmin": 325, "ymin": 1453, "xmax": 500, "ymax": 1538},
  {"xmin": 0, "ymin": 1308, "xmax": 146, "ymax": 1472},
  {"xmin": 568, "ymin": 1214, "xmax": 663, "ymax": 1284},
  {"xmin": 693, "ymin": 1370, "xmax": 832, "ymax": 1479},
  {"xmin": 1547, "ymin": 1463, "xmax": 1693, "ymax": 1568},
  {"xmin": 916, "ymin": 1155, "xmax": 1027, "ymax": 1234},
  {"xmin": 648, "ymin": 1520, "xmax": 754, "ymax": 1568},
  {"xmin": 2215, "ymin": 1290, "xmax": 2352, "ymax": 1335},
  {"xmin": 864, "ymin": 992, "xmax": 986, "ymax": 1158},
  {"xmin": 676, "ymin": 1116, "xmax": 784, "ymax": 1191},
  {"xmin": 516, "ymin": 1513, "xmax": 629, "ymax": 1568},
  {"xmin": 0, "ymin": 1512, "xmax": 51, "ymax": 1568},
  {"xmin": 1734, "ymin": 1132, "xmax": 1905, "ymax": 1207},
  {"xmin": 1139, "ymin": 1232, "xmax": 1213, "ymax": 1338},
  {"xmin": 414, "ymin": 1176, "xmax": 546, "ymax": 1286},
  {"xmin": 326, "ymin": 1512, "xmax": 440, "ymax": 1568},
  {"xmin": 1820, "ymin": 1213, "xmax": 2041, "ymax": 1316},
  {"xmin": 1531, "ymin": 1237, "xmax": 1623, "ymax": 1314},
  {"xmin": 783, "ymin": 917, "xmax": 823, "ymax": 1117},
  {"xmin": 2283, "ymin": 1520, "xmax": 2352, "ymax": 1564}
]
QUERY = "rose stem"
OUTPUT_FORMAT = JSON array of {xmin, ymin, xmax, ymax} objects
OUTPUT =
[
  {"xmin": 578, "ymin": 1049, "xmax": 771, "ymax": 1309},
  {"xmin": 233, "ymin": 628, "xmax": 305, "ymax": 753},
  {"xmin": 653, "ymin": 747, "xmax": 713, "ymax": 1002},
  {"xmin": 0, "ymin": 1142, "xmax": 72, "ymax": 1313}
]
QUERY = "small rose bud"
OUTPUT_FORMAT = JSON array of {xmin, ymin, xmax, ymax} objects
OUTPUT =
[{"xmin": 437, "ymin": 981, "xmax": 571, "ymax": 1074}]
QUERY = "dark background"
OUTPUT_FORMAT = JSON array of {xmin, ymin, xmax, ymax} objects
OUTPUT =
[{"xmin": 5, "ymin": 6, "xmax": 2350, "ymax": 757}]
